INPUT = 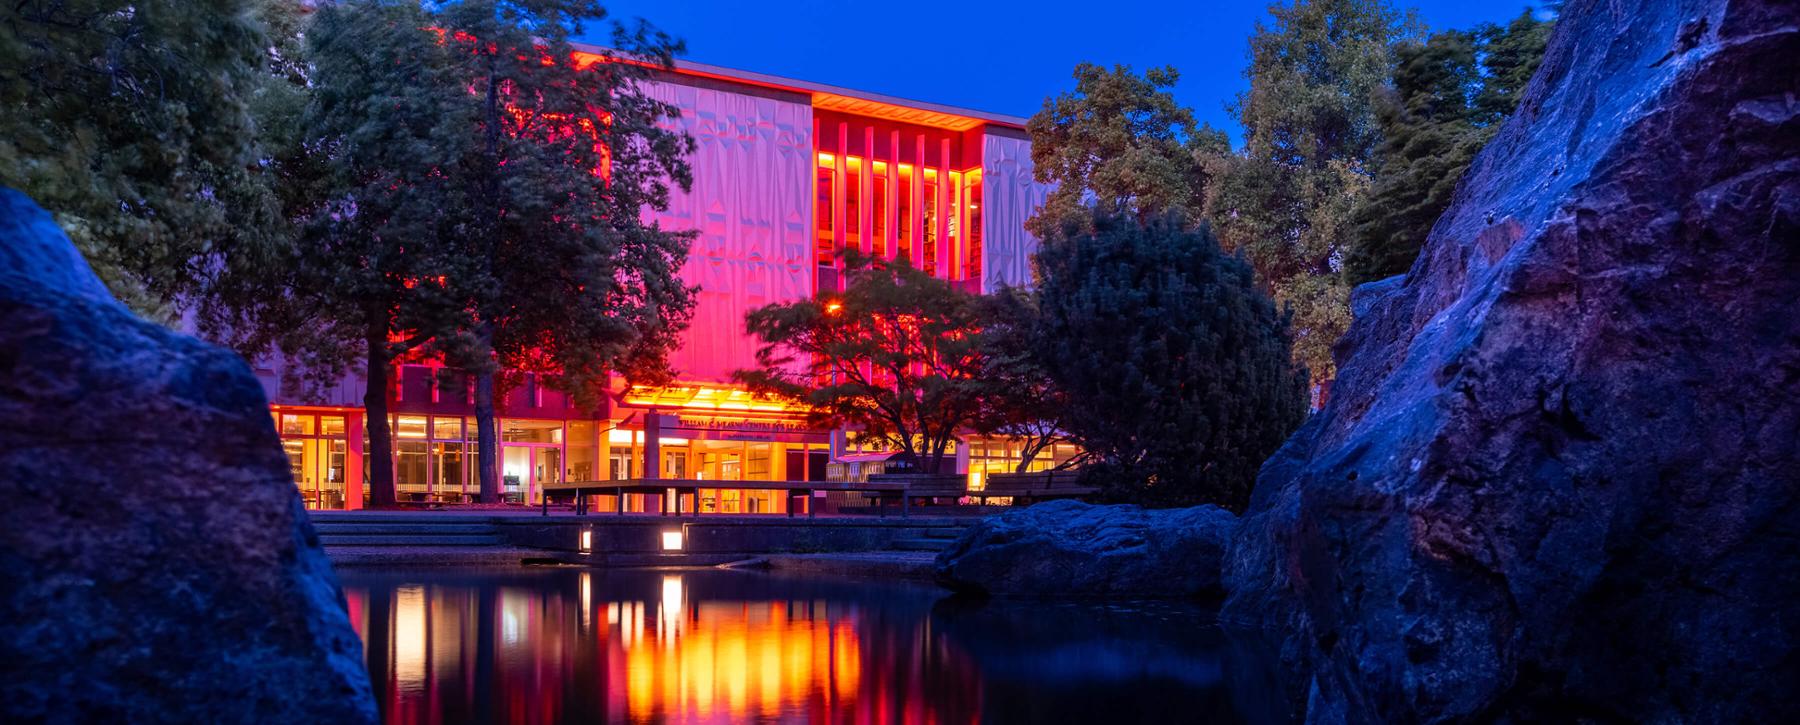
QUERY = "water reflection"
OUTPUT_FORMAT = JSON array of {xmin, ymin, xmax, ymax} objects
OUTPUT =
[{"xmin": 339, "ymin": 568, "xmax": 1282, "ymax": 724}]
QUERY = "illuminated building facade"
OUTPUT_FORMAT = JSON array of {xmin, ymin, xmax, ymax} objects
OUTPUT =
[{"xmin": 262, "ymin": 53, "xmax": 1061, "ymax": 511}]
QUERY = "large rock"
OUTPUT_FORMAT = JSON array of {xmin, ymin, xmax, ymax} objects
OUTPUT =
[
  {"xmin": 0, "ymin": 190, "xmax": 377, "ymax": 722},
  {"xmin": 1223, "ymin": 0, "xmax": 1800, "ymax": 721},
  {"xmin": 936, "ymin": 500, "xmax": 1236, "ymax": 598}
]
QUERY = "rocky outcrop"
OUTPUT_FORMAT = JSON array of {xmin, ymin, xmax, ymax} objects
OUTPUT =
[
  {"xmin": 0, "ymin": 190, "xmax": 377, "ymax": 722},
  {"xmin": 1223, "ymin": 0, "xmax": 1800, "ymax": 722},
  {"xmin": 936, "ymin": 500, "xmax": 1236, "ymax": 598}
]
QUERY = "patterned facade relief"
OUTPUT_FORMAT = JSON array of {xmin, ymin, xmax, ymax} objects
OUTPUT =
[
  {"xmin": 981, "ymin": 132, "xmax": 1049, "ymax": 290},
  {"xmin": 642, "ymin": 80, "xmax": 815, "ymax": 383}
]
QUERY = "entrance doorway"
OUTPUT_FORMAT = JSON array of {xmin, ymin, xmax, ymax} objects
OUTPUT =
[
  {"xmin": 277, "ymin": 412, "xmax": 349, "ymax": 510},
  {"xmin": 502, "ymin": 445, "xmax": 562, "ymax": 505}
]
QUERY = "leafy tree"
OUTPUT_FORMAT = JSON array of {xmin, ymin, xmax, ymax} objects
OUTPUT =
[
  {"xmin": 202, "ymin": 1, "xmax": 696, "ymax": 506},
  {"xmin": 1342, "ymin": 11, "xmax": 1550, "ymax": 285},
  {"xmin": 1032, "ymin": 209, "xmax": 1307, "ymax": 510},
  {"xmin": 970, "ymin": 288, "xmax": 1071, "ymax": 473},
  {"xmin": 420, "ymin": 0, "xmax": 697, "ymax": 502},
  {"xmin": 228, "ymin": 0, "xmax": 482, "ymax": 508},
  {"xmin": 1026, "ymin": 63, "xmax": 1229, "ymax": 236},
  {"xmin": 0, "ymin": 0, "xmax": 284, "ymax": 319},
  {"xmin": 1202, "ymin": 0, "xmax": 1417, "ymax": 391},
  {"xmin": 736, "ymin": 253, "xmax": 990, "ymax": 475}
]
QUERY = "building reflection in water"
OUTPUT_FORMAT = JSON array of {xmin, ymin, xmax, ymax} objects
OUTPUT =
[{"xmin": 341, "ymin": 568, "xmax": 983, "ymax": 724}]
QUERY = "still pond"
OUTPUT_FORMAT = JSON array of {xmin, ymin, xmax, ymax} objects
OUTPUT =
[{"xmin": 338, "ymin": 567, "xmax": 1288, "ymax": 724}]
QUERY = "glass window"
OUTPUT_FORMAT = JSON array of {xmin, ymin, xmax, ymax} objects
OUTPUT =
[
  {"xmin": 897, "ymin": 168, "xmax": 913, "ymax": 262},
  {"xmin": 872, "ymin": 169, "xmax": 888, "ymax": 258},
  {"xmin": 966, "ymin": 172, "xmax": 983, "ymax": 283},
  {"xmin": 395, "ymin": 415, "xmax": 428, "ymax": 439},
  {"xmin": 845, "ymin": 157, "xmax": 861, "ymax": 250},
  {"xmin": 948, "ymin": 170, "xmax": 963, "ymax": 278},
  {"xmin": 280, "ymin": 414, "xmax": 314, "ymax": 436},
  {"xmin": 815, "ymin": 156, "xmax": 835, "ymax": 267},
  {"xmin": 465, "ymin": 417, "xmax": 481, "ymax": 441},
  {"xmin": 566, "ymin": 421, "xmax": 597, "ymax": 482},
  {"xmin": 432, "ymin": 417, "xmax": 462, "ymax": 441},
  {"xmin": 609, "ymin": 447, "xmax": 634, "ymax": 480},
  {"xmin": 501, "ymin": 419, "xmax": 561, "ymax": 444},
  {"xmin": 923, "ymin": 173, "xmax": 939, "ymax": 275},
  {"xmin": 434, "ymin": 442, "xmax": 465, "ymax": 493},
  {"xmin": 319, "ymin": 416, "xmax": 346, "ymax": 437},
  {"xmin": 746, "ymin": 443, "xmax": 772, "ymax": 480},
  {"xmin": 396, "ymin": 441, "xmax": 429, "ymax": 490}
]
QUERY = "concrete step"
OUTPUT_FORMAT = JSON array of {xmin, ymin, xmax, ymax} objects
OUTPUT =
[
  {"xmin": 889, "ymin": 537, "xmax": 953, "ymax": 552},
  {"xmin": 309, "ymin": 513, "xmax": 501, "ymax": 523},
  {"xmin": 920, "ymin": 527, "xmax": 967, "ymax": 540},
  {"xmin": 312, "ymin": 523, "xmax": 496, "ymax": 536},
  {"xmin": 316, "ymin": 534, "xmax": 503, "ymax": 547}
]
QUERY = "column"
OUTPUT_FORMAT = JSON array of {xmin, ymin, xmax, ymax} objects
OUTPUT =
[{"xmin": 345, "ymin": 413, "xmax": 364, "ymax": 510}]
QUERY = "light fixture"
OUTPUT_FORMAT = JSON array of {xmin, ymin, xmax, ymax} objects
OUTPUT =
[
  {"xmin": 661, "ymin": 530, "xmax": 685, "ymax": 551},
  {"xmin": 579, "ymin": 529, "xmax": 593, "ymax": 553}
]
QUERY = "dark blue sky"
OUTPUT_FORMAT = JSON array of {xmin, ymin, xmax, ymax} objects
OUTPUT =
[{"xmin": 583, "ymin": 1, "xmax": 1548, "ymax": 146}]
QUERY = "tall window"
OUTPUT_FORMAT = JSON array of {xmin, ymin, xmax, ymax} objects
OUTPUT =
[
  {"xmin": 844, "ymin": 157, "xmax": 861, "ymax": 254},
  {"xmin": 815, "ymin": 156, "xmax": 835, "ymax": 268},
  {"xmin": 871, "ymin": 166, "xmax": 888, "ymax": 259},
  {"xmin": 922, "ymin": 171, "xmax": 939, "ymax": 276},
  {"xmin": 897, "ymin": 168, "xmax": 913, "ymax": 262},
  {"xmin": 966, "ymin": 171, "xmax": 983, "ymax": 283}
]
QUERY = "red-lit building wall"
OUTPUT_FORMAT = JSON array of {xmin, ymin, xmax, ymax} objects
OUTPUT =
[{"xmin": 639, "ymin": 78, "xmax": 816, "ymax": 384}]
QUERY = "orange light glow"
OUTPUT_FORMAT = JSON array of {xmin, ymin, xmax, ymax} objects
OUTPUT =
[
  {"xmin": 621, "ymin": 587, "xmax": 871, "ymax": 722},
  {"xmin": 622, "ymin": 384, "xmax": 797, "ymax": 413},
  {"xmin": 824, "ymin": 301, "xmax": 843, "ymax": 314}
]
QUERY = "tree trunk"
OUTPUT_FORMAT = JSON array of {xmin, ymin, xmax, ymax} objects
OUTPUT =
[
  {"xmin": 475, "ymin": 369, "xmax": 500, "ymax": 504},
  {"xmin": 364, "ymin": 316, "xmax": 397, "ymax": 508}
]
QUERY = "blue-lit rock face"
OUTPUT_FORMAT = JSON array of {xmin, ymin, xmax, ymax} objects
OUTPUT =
[
  {"xmin": 1224, "ymin": 0, "xmax": 1800, "ymax": 721},
  {"xmin": 936, "ymin": 500, "xmax": 1237, "ymax": 599},
  {"xmin": 0, "ymin": 190, "xmax": 377, "ymax": 723}
]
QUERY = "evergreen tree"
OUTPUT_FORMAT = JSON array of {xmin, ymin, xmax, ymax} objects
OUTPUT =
[
  {"xmin": 0, "ymin": 0, "xmax": 285, "ymax": 319},
  {"xmin": 1202, "ymin": 0, "xmax": 1417, "ymax": 393},
  {"xmin": 1342, "ymin": 11, "xmax": 1550, "ymax": 285},
  {"xmin": 1025, "ymin": 63, "xmax": 1229, "ymax": 235},
  {"xmin": 1032, "ymin": 210, "xmax": 1307, "ymax": 510}
]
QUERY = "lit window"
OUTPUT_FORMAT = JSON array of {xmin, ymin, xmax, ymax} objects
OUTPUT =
[{"xmin": 396, "ymin": 415, "xmax": 429, "ymax": 439}]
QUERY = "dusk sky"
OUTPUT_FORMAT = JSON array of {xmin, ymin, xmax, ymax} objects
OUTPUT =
[{"xmin": 584, "ymin": 1, "xmax": 1552, "ymax": 146}]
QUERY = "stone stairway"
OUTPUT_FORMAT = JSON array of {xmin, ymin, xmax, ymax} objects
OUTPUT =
[{"xmin": 308, "ymin": 513, "xmax": 541, "ymax": 566}]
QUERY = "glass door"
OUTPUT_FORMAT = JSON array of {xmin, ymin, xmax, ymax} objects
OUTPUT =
[
  {"xmin": 502, "ymin": 445, "xmax": 563, "ymax": 505},
  {"xmin": 534, "ymin": 448, "xmax": 561, "ymax": 505},
  {"xmin": 502, "ymin": 446, "xmax": 531, "ymax": 504}
]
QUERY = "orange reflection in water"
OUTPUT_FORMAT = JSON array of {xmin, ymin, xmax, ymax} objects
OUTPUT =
[{"xmin": 343, "ymin": 569, "xmax": 981, "ymax": 724}]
